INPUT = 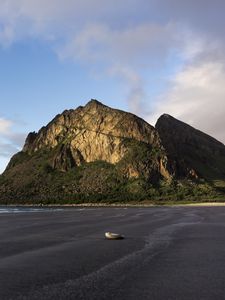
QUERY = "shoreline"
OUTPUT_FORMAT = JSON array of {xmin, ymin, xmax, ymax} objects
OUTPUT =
[{"xmin": 1, "ymin": 202, "xmax": 225, "ymax": 208}]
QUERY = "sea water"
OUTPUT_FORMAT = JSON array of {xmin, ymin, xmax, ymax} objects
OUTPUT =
[{"xmin": 0, "ymin": 206, "xmax": 63, "ymax": 213}]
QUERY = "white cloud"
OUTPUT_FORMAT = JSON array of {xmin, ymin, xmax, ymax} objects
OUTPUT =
[
  {"xmin": 149, "ymin": 61, "xmax": 225, "ymax": 143},
  {"xmin": 0, "ymin": 24, "xmax": 14, "ymax": 47},
  {"xmin": 0, "ymin": 117, "xmax": 26, "ymax": 172},
  {"xmin": 108, "ymin": 65, "xmax": 146, "ymax": 115},
  {"xmin": 0, "ymin": 118, "xmax": 12, "ymax": 134},
  {"xmin": 0, "ymin": 141, "xmax": 19, "ymax": 157},
  {"xmin": 0, "ymin": 0, "xmax": 147, "ymax": 44},
  {"xmin": 58, "ymin": 23, "xmax": 174, "ymax": 65},
  {"xmin": 57, "ymin": 22, "xmax": 176, "ymax": 113},
  {"xmin": 0, "ymin": 157, "xmax": 10, "ymax": 174}
]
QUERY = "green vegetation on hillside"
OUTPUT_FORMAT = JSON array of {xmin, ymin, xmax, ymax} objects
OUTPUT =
[{"xmin": 0, "ymin": 147, "xmax": 223, "ymax": 205}]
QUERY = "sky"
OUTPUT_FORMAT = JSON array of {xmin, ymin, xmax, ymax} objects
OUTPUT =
[{"xmin": 1, "ymin": 0, "xmax": 225, "ymax": 173}]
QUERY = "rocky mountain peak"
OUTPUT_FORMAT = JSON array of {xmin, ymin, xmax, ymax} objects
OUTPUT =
[
  {"xmin": 157, "ymin": 113, "xmax": 173, "ymax": 120},
  {"xmin": 156, "ymin": 113, "xmax": 225, "ymax": 179},
  {"xmin": 20, "ymin": 100, "xmax": 171, "ymax": 179},
  {"xmin": 85, "ymin": 99, "xmax": 104, "ymax": 108}
]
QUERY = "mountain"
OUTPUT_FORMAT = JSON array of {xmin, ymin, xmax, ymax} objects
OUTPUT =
[
  {"xmin": 0, "ymin": 100, "xmax": 173, "ymax": 204},
  {"xmin": 21, "ymin": 99, "xmax": 171, "ymax": 178},
  {"xmin": 156, "ymin": 114, "xmax": 225, "ymax": 181},
  {"xmin": 0, "ymin": 100, "xmax": 224, "ymax": 204}
]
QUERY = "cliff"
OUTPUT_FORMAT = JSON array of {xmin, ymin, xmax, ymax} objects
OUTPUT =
[{"xmin": 156, "ymin": 114, "xmax": 225, "ymax": 180}]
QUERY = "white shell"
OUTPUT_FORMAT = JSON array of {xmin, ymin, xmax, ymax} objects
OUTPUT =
[{"xmin": 105, "ymin": 232, "xmax": 124, "ymax": 239}]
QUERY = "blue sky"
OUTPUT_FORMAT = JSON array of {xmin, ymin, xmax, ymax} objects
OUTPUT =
[{"xmin": 1, "ymin": 0, "xmax": 225, "ymax": 173}]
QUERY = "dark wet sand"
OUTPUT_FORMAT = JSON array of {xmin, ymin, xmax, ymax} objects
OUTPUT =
[{"xmin": 1, "ymin": 206, "xmax": 225, "ymax": 299}]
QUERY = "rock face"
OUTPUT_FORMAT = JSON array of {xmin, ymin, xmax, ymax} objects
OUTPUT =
[
  {"xmin": 156, "ymin": 114, "xmax": 225, "ymax": 180},
  {"xmin": 22, "ymin": 99, "xmax": 171, "ymax": 178},
  {"xmin": 24, "ymin": 100, "xmax": 159, "ymax": 157}
]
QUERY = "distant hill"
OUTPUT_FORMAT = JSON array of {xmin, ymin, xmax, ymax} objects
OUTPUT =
[
  {"xmin": 0, "ymin": 100, "xmax": 224, "ymax": 204},
  {"xmin": 156, "ymin": 114, "xmax": 225, "ymax": 181}
]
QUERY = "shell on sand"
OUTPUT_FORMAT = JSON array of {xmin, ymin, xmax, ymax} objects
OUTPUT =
[{"xmin": 105, "ymin": 232, "xmax": 124, "ymax": 240}]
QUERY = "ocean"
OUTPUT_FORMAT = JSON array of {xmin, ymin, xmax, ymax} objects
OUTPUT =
[{"xmin": 0, "ymin": 206, "xmax": 63, "ymax": 213}]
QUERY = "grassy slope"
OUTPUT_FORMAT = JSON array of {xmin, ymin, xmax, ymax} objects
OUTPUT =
[{"xmin": 0, "ymin": 140, "xmax": 224, "ymax": 204}]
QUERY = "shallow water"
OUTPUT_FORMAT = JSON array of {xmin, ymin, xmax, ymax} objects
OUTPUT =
[{"xmin": 0, "ymin": 206, "xmax": 63, "ymax": 213}]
